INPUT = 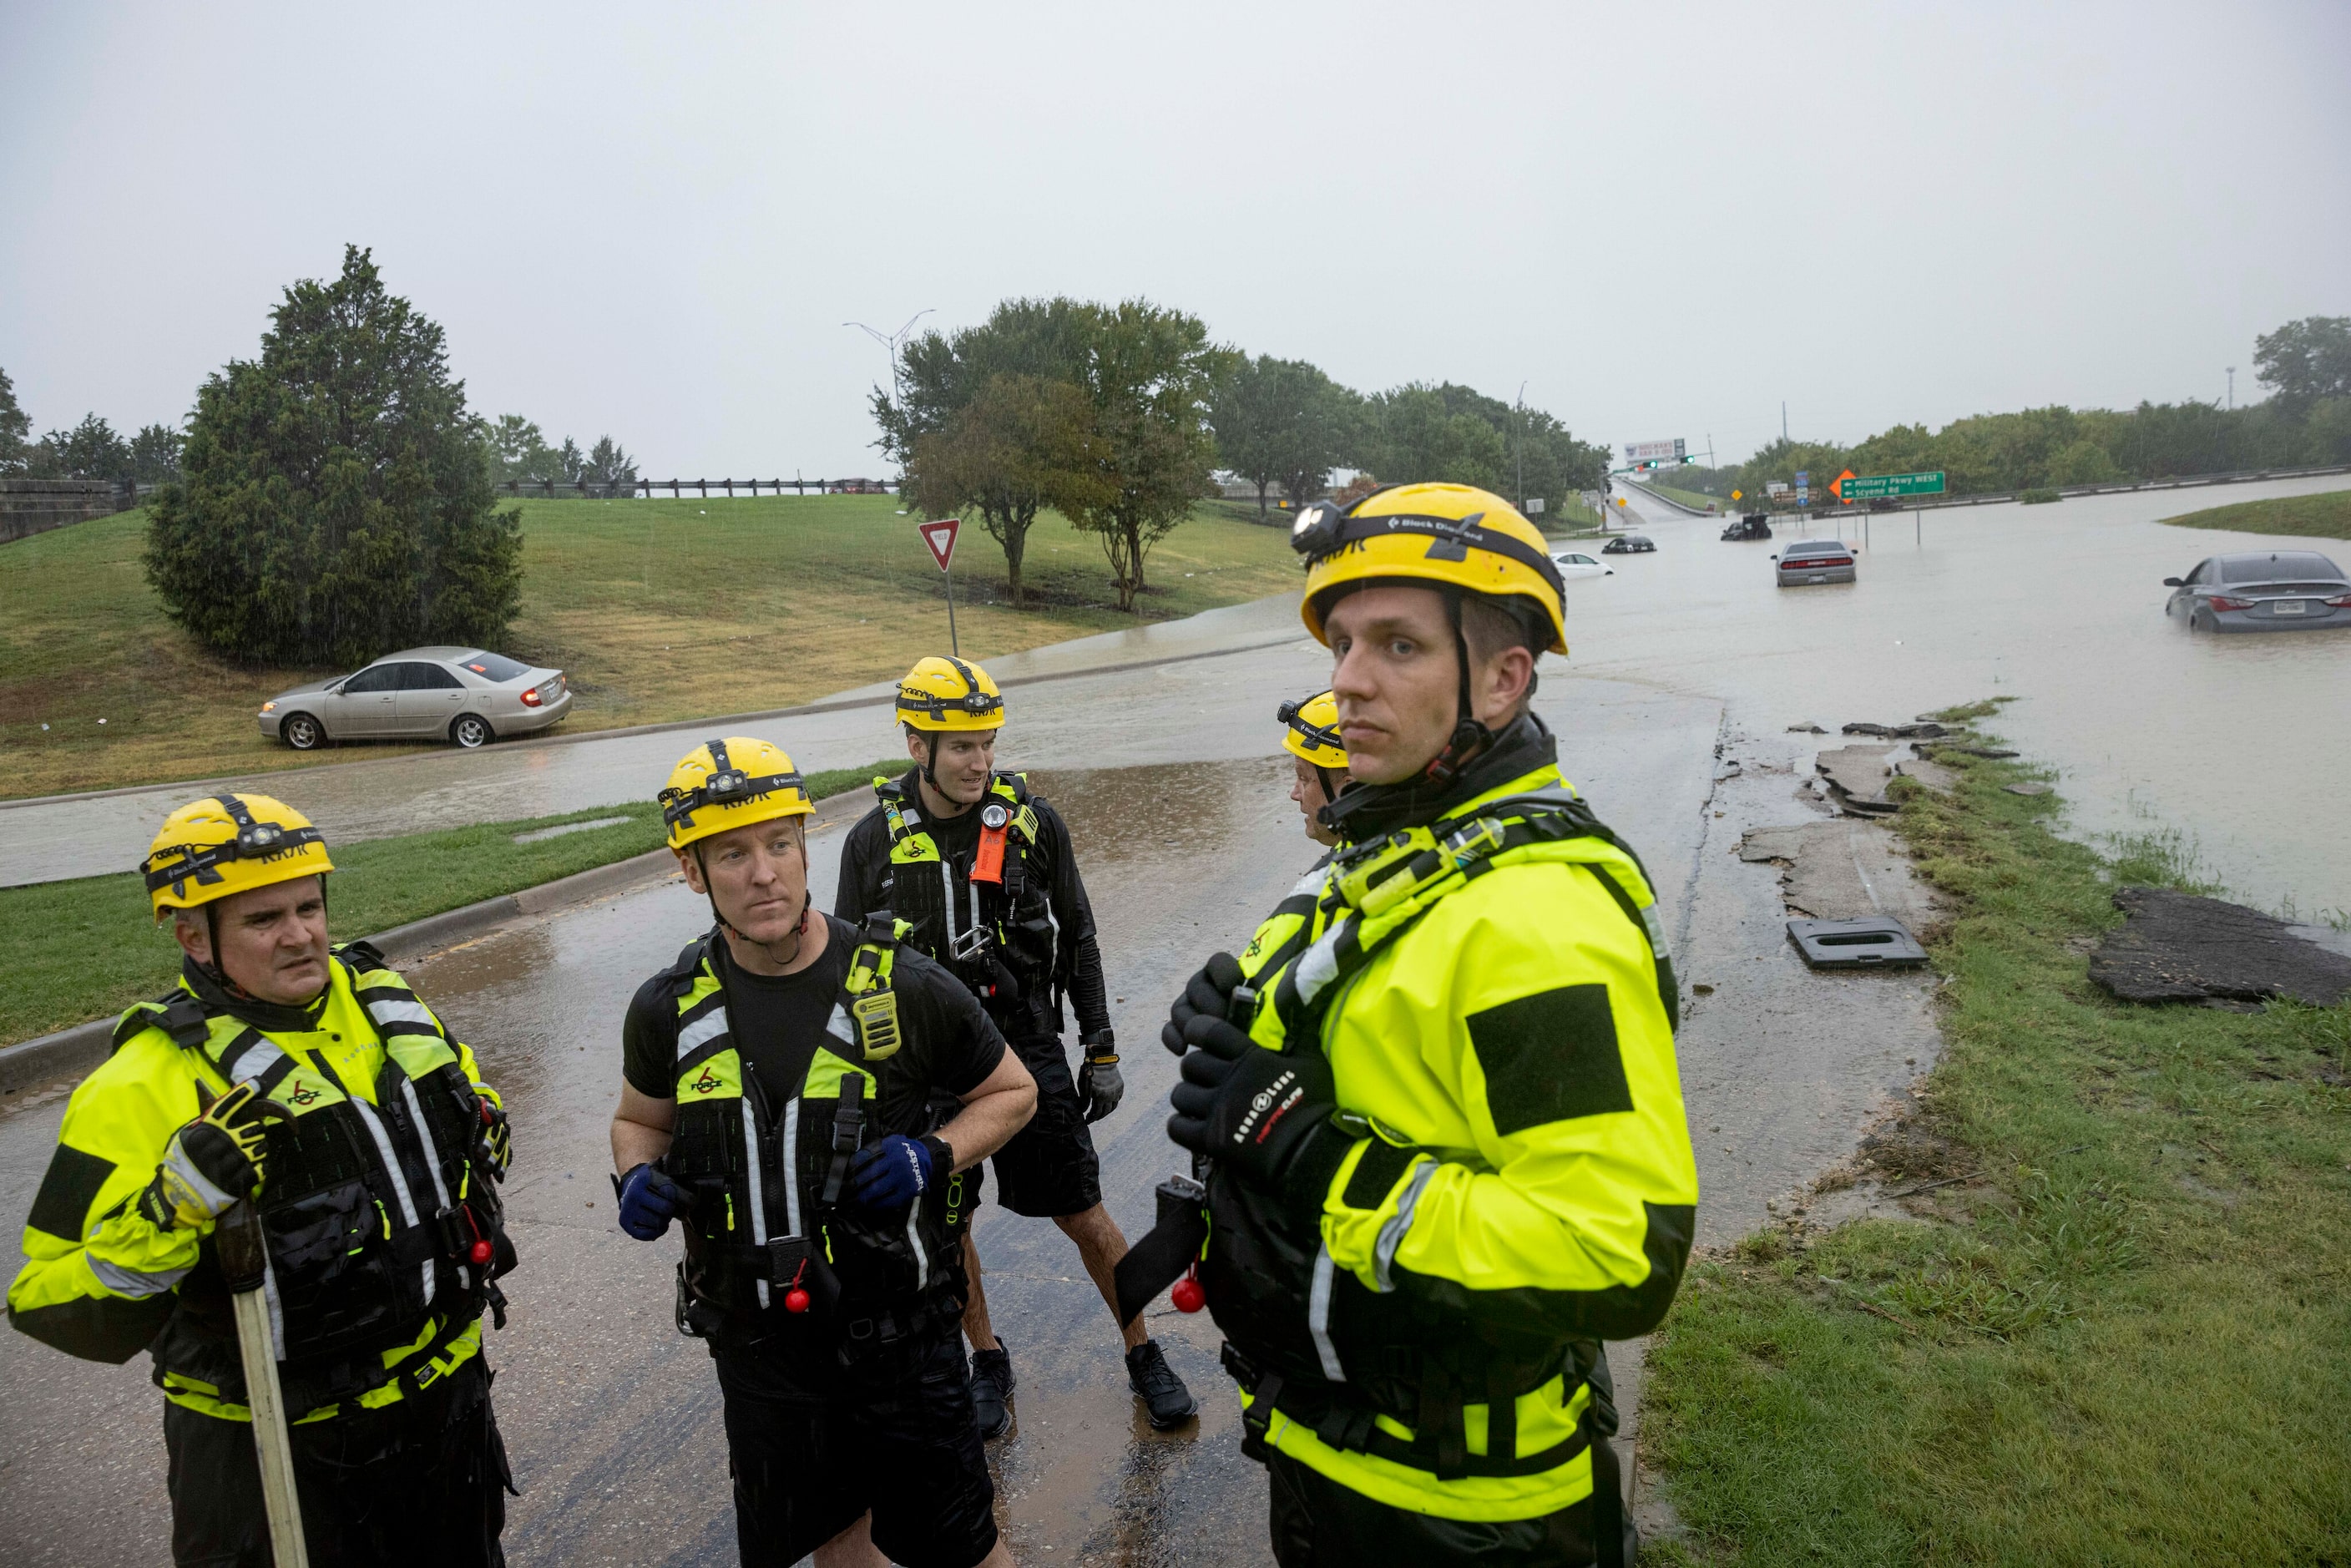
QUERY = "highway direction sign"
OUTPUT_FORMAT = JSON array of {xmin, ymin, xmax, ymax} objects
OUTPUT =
[
  {"xmin": 1838, "ymin": 471, "xmax": 1948, "ymax": 501},
  {"xmin": 1624, "ymin": 438, "xmax": 1685, "ymax": 462}
]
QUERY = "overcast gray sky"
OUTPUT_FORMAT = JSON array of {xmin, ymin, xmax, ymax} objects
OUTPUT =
[{"xmin": 4, "ymin": 1, "xmax": 2346, "ymax": 475}]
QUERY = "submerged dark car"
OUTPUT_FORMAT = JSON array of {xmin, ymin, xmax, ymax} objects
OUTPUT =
[
  {"xmin": 1602, "ymin": 534, "xmax": 1656, "ymax": 554},
  {"xmin": 2165, "ymin": 551, "xmax": 2351, "ymax": 632},
  {"xmin": 1722, "ymin": 514, "xmax": 1773, "ymax": 541}
]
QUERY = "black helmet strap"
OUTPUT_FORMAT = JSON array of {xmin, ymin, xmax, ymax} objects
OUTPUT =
[{"xmin": 1423, "ymin": 589, "xmax": 1494, "ymax": 791}]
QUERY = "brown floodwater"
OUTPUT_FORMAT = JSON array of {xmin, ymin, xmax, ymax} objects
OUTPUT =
[{"xmin": 1596, "ymin": 477, "xmax": 2351, "ymax": 918}]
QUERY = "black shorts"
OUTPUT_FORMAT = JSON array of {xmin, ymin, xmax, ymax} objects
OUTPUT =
[
  {"xmin": 1264, "ymin": 1446, "xmax": 1633, "ymax": 1568},
  {"xmin": 715, "ymin": 1330, "xmax": 998, "ymax": 1568},
  {"xmin": 164, "ymin": 1354, "xmax": 510, "ymax": 1568},
  {"xmin": 983, "ymin": 1033, "xmax": 1102, "ymax": 1218}
]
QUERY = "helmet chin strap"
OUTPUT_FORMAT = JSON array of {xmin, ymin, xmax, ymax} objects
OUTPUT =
[
  {"xmin": 1420, "ymin": 589, "xmax": 1494, "ymax": 790},
  {"xmin": 922, "ymin": 731, "xmax": 943, "ymax": 793},
  {"xmin": 693, "ymin": 842, "xmax": 808, "ymax": 964}
]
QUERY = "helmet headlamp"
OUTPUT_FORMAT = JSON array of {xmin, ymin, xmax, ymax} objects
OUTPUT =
[{"xmin": 980, "ymin": 802, "xmax": 1011, "ymax": 831}]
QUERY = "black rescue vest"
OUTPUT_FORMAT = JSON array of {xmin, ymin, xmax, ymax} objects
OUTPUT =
[
  {"xmin": 872, "ymin": 771, "xmax": 1061, "ymax": 1035},
  {"xmin": 657, "ymin": 921, "xmax": 967, "ymax": 1360}
]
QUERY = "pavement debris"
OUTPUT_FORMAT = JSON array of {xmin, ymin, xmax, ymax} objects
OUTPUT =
[
  {"xmin": 1787, "ymin": 721, "xmax": 1828, "ymax": 733},
  {"xmin": 1842, "ymin": 721, "xmax": 1953, "ymax": 738},
  {"xmin": 1813, "ymin": 743, "xmax": 1901, "ymax": 816},
  {"xmin": 2004, "ymin": 781, "xmax": 2053, "ymax": 797},
  {"xmin": 2089, "ymin": 887, "xmax": 2351, "ymax": 1006},
  {"xmin": 1920, "ymin": 743, "xmax": 2019, "ymax": 760},
  {"xmin": 1738, "ymin": 819, "xmax": 1944, "ymax": 930},
  {"xmin": 1893, "ymin": 756, "xmax": 1959, "ymax": 793}
]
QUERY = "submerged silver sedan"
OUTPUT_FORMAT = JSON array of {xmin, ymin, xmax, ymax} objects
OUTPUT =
[
  {"xmin": 1772, "ymin": 539, "xmax": 1858, "ymax": 586},
  {"xmin": 259, "ymin": 647, "xmax": 572, "ymax": 750},
  {"xmin": 2165, "ymin": 550, "xmax": 2351, "ymax": 632}
]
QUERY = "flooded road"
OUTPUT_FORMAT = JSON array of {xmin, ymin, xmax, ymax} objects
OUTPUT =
[
  {"xmin": 1599, "ymin": 476, "xmax": 2351, "ymax": 917},
  {"xmin": 0, "ymin": 685, "xmax": 1732, "ymax": 1565}
]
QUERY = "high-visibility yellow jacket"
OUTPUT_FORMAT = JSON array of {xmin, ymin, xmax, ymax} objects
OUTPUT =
[
  {"xmin": 7, "ymin": 946, "xmax": 507, "ymax": 1424},
  {"xmin": 1201, "ymin": 723, "xmax": 1697, "ymax": 1523}
]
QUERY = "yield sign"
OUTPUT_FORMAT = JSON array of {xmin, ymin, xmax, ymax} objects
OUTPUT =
[
  {"xmin": 1829, "ymin": 468, "xmax": 1857, "ymax": 500},
  {"xmin": 917, "ymin": 517, "xmax": 961, "ymax": 571}
]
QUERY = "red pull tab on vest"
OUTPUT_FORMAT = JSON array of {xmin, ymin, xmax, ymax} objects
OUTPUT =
[{"xmin": 973, "ymin": 802, "xmax": 1010, "ymax": 885}]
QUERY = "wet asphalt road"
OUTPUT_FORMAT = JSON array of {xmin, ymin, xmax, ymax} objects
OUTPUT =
[{"xmin": 5, "ymin": 635, "xmax": 1777, "ymax": 1565}]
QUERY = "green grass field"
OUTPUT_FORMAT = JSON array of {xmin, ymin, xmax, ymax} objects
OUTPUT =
[
  {"xmin": 2160, "ymin": 488, "xmax": 2351, "ymax": 539},
  {"xmin": 1638, "ymin": 715, "xmax": 2351, "ymax": 1565},
  {"xmin": 0, "ymin": 761, "xmax": 891, "ymax": 1049},
  {"xmin": 0, "ymin": 496, "xmax": 1304, "ymax": 801},
  {"xmin": 1641, "ymin": 482, "xmax": 1727, "ymax": 513}
]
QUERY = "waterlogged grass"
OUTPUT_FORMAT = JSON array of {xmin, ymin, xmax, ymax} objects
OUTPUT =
[
  {"xmin": 0, "ymin": 761, "xmax": 890, "ymax": 1050},
  {"xmin": 2161, "ymin": 488, "xmax": 2351, "ymax": 539},
  {"xmin": 1641, "ymin": 711, "xmax": 2351, "ymax": 1565},
  {"xmin": 0, "ymin": 497, "xmax": 1304, "ymax": 800}
]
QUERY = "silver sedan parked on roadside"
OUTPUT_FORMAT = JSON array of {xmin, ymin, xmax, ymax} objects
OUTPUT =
[
  {"xmin": 259, "ymin": 647, "xmax": 572, "ymax": 751},
  {"xmin": 1772, "ymin": 539, "xmax": 1857, "ymax": 586},
  {"xmin": 2164, "ymin": 550, "xmax": 2351, "ymax": 632}
]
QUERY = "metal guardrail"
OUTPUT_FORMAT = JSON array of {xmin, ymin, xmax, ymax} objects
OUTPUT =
[{"xmin": 493, "ymin": 477, "xmax": 901, "ymax": 500}]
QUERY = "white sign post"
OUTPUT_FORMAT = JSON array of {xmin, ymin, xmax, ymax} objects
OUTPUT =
[
  {"xmin": 918, "ymin": 518, "xmax": 963, "ymax": 654},
  {"xmin": 1524, "ymin": 498, "xmax": 1545, "ymax": 515}
]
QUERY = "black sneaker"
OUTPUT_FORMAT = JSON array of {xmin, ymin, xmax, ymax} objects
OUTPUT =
[
  {"xmin": 969, "ymin": 1343, "xmax": 1014, "ymax": 1440},
  {"xmin": 1125, "ymin": 1340, "xmax": 1197, "ymax": 1429}
]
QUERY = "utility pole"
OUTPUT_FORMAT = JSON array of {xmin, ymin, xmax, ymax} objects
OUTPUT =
[
  {"xmin": 1782, "ymin": 402, "xmax": 1788, "ymax": 443},
  {"xmin": 845, "ymin": 311, "xmax": 938, "ymax": 473},
  {"xmin": 2227, "ymin": 367, "xmax": 2237, "ymax": 411}
]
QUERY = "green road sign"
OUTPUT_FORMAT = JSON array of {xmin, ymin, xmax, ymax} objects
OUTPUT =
[{"xmin": 1840, "ymin": 470, "xmax": 1947, "ymax": 500}]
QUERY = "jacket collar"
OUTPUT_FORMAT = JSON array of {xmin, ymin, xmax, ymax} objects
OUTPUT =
[
  {"xmin": 1323, "ymin": 711, "xmax": 1557, "ymax": 842},
  {"xmin": 181, "ymin": 953, "xmax": 334, "ymax": 1036}
]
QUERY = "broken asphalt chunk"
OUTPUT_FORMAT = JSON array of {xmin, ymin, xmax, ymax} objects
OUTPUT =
[{"xmin": 2089, "ymin": 888, "xmax": 2351, "ymax": 1006}]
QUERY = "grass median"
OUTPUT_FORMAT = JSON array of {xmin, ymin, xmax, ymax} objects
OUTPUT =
[
  {"xmin": 0, "ymin": 494, "xmax": 1302, "ymax": 801},
  {"xmin": 1640, "ymin": 715, "xmax": 2351, "ymax": 1565},
  {"xmin": 2159, "ymin": 487, "xmax": 2351, "ymax": 539},
  {"xmin": 0, "ymin": 761, "xmax": 892, "ymax": 1050}
]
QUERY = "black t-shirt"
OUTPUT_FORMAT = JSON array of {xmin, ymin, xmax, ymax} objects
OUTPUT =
[{"xmin": 621, "ymin": 916, "xmax": 1007, "ymax": 1136}]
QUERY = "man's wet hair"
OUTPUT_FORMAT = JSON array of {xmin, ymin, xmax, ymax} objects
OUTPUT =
[{"xmin": 1459, "ymin": 594, "xmax": 1545, "ymax": 715}]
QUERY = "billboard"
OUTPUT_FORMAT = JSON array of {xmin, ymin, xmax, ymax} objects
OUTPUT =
[{"xmin": 1623, "ymin": 438, "xmax": 1685, "ymax": 462}]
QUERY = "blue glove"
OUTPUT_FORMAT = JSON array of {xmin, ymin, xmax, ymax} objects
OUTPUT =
[
  {"xmin": 614, "ymin": 1162, "xmax": 690, "ymax": 1240},
  {"xmin": 847, "ymin": 1135, "xmax": 934, "ymax": 1212}
]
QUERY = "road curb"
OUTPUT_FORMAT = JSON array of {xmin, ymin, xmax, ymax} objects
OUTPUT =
[{"xmin": 0, "ymin": 786, "xmax": 877, "ymax": 1098}]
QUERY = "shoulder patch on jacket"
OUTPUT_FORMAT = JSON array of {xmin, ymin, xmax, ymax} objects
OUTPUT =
[
  {"xmin": 28, "ymin": 1144, "xmax": 118, "ymax": 1242},
  {"xmin": 1469, "ymin": 984, "xmax": 1633, "ymax": 1136}
]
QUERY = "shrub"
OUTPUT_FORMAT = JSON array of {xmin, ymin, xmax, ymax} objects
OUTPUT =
[
  {"xmin": 2018, "ymin": 487, "xmax": 2061, "ymax": 505},
  {"xmin": 145, "ymin": 246, "xmax": 520, "ymax": 667}
]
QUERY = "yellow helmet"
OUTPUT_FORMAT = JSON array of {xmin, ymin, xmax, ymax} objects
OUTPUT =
[
  {"xmin": 1278, "ymin": 690, "xmax": 1347, "ymax": 771},
  {"xmin": 660, "ymin": 736, "xmax": 811, "ymax": 852},
  {"xmin": 1291, "ymin": 482, "xmax": 1568, "ymax": 655},
  {"xmin": 895, "ymin": 655, "xmax": 1004, "ymax": 732},
  {"xmin": 143, "ymin": 793, "xmax": 334, "ymax": 920}
]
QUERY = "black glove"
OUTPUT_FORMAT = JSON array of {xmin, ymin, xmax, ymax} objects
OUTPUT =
[
  {"xmin": 139, "ymin": 1080, "xmax": 286, "ymax": 1231},
  {"xmin": 1076, "ymin": 1030, "xmax": 1123, "ymax": 1122},
  {"xmin": 1161, "ymin": 952, "xmax": 1245, "ymax": 1056},
  {"xmin": 1166, "ymin": 1013, "xmax": 1340, "ymax": 1190},
  {"xmin": 477, "ymin": 1093, "xmax": 512, "ymax": 1179}
]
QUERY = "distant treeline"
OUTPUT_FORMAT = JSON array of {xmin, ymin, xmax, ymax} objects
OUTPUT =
[
  {"xmin": 0, "ymin": 367, "xmax": 183, "ymax": 484},
  {"xmin": 1671, "ymin": 316, "xmax": 2351, "ymax": 503}
]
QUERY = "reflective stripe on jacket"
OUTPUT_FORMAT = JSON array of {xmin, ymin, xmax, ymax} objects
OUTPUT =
[
  {"xmin": 659, "ymin": 926, "xmax": 966, "ymax": 1348},
  {"xmin": 1206, "ymin": 759, "xmax": 1698, "ymax": 1522},
  {"xmin": 7, "ymin": 947, "xmax": 508, "ymax": 1424}
]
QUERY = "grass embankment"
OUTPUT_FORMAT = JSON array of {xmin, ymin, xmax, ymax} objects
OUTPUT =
[
  {"xmin": 0, "ymin": 495, "xmax": 1304, "ymax": 800},
  {"xmin": 2160, "ymin": 487, "xmax": 2351, "ymax": 539},
  {"xmin": 0, "ymin": 761, "xmax": 890, "ymax": 1050},
  {"xmin": 1641, "ymin": 711, "xmax": 2351, "ymax": 1565},
  {"xmin": 1641, "ymin": 482, "xmax": 1726, "ymax": 513}
]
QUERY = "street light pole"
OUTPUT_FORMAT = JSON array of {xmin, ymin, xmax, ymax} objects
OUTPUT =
[
  {"xmin": 846, "ymin": 311, "xmax": 938, "ymax": 490},
  {"xmin": 1514, "ymin": 381, "xmax": 1527, "ymax": 515},
  {"xmin": 2226, "ymin": 367, "xmax": 2236, "ymax": 411}
]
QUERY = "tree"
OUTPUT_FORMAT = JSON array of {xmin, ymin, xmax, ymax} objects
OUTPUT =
[
  {"xmin": 583, "ymin": 436, "xmax": 637, "ymax": 492},
  {"xmin": 907, "ymin": 374, "xmax": 1108, "ymax": 607},
  {"xmin": 128, "ymin": 423, "xmax": 184, "ymax": 485},
  {"xmin": 1365, "ymin": 384, "xmax": 1509, "ymax": 489},
  {"xmin": 0, "ymin": 365, "xmax": 29, "ymax": 473},
  {"xmin": 483, "ymin": 414, "xmax": 559, "ymax": 484},
  {"xmin": 877, "ymin": 297, "xmax": 1102, "ymax": 606},
  {"xmin": 2254, "ymin": 316, "xmax": 2351, "ymax": 412},
  {"xmin": 38, "ymin": 413, "xmax": 134, "ymax": 481},
  {"xmin": 1209, "ymin": 356, "xmax": 1361, "ymax": 516},
  {"xmin": 1064, "ymin": 301, "xmax": 1227, "ymax": 613},
  {"xmin": 145, "ymin": 245, "xmax": 521, "ymax": 666}
]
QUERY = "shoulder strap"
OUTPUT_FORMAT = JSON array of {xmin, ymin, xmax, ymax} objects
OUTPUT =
[
  {"xmin": 334, "ymin": 938, "xmax": 392, "ymax": 974},
  {"xmin": 111, "ymin": 990, "xmax": 210, "ymax": 1055}
]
